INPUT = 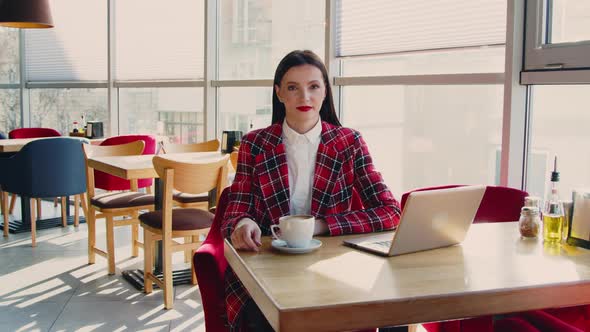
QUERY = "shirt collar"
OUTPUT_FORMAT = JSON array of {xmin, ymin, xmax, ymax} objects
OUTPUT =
[{"xmin": 282, "ymin": 118, "xmax": 322, "ymax": 145}]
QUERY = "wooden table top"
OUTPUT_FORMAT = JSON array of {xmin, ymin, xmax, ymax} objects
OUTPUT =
[
  {"xmin": 0, "ymin": 137, "xmax": 104, "ymax": 153},
  {"xmin": 87, "ymin": 151, "xmax": 224, "ymax": 179},
  {"xmin": 225, "ymin": 222, "xmax": 590, "ymax": 331}
]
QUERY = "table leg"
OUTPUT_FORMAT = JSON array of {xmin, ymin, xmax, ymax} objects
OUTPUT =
[{"xmin": 122, "ymin": 178, "xmax": 192, "ymax": 290}]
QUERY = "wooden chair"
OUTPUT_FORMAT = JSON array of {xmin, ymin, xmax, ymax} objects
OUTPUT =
[
  {"xmin": 229, "ymin": 151, "xmax": 238, "ymax": 173},
  {"xmin": 83, "ymin": 141, "xmax": 155, "ymax": 275},
  {"xmin": 162, "ymin": 139, "xmax": 219, "ymax": 154},
  {"xmin": 163, "ymin": 139, "xmax": 222, "ymax": 263},
  {"xmin": 140, "ymin": 154, "xmax": 229, "ymax": 309},
  {"xmin": 162, "ymin": 139, "xmax": 221, "ymax": 209}
]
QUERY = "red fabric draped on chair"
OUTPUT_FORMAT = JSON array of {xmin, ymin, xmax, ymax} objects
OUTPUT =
[{"xmin": 96, "ymin": 135, "xmax": 156, "ymax": 191}]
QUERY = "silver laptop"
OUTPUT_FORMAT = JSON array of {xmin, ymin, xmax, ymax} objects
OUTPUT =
[{"xmin": 343, "ymin": 185, "xmax": 486, "ymax": 256}]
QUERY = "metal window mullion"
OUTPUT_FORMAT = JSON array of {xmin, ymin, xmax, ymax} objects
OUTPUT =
[
  {"xmin": 501, "ymin": 0, "xmax": 528, "ymax": 189},
  {"xmin": 211, "ymin": 79, "xmax": 273, "ymax": 87},
  {"xmin": 108, "ymin": 0, "xmax": 119, "ymax": 136},
  {"xmin": 26, "ymin": 81, "xmax": 108, "ymax": 89},
  {"xmin": 521, "ymin": 69, "xmax": 590, "ymax": 84},
  {"xmin": 204, "ymin": 0, "xmax": 218, "ymax": 142},
  {"xmin": 114, "ymin": 80, "xmax": 205, "ymax": 88},
  {"xmin": 19, "ymin": 29, "xmax": 30, "ymax": 128},
  {"xmin": 326, "ymin": 0, "xmax": 342, "ymax": 119},
  {"xmin": 334, "ymin": 73, "xmax": 504, "ymax": 86}
]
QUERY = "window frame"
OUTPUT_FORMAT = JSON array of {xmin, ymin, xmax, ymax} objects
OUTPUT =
[{"xmin": 524, "ymin": 0, "xmax": 590, "ymax": 72}]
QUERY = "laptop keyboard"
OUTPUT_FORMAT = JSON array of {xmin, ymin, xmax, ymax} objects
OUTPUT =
[{"xmin": 373, "ymin": 240, "xmax": 392, "ymax": 248}]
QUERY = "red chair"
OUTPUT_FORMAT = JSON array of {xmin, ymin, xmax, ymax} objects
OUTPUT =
[
  {"xmin": 495, "ymin": 310, "xmax": 585, "ymax": 332},
  {"xmin": 400, "ymin": 185, "xmax": 528, "ymax": 223},
  {"xmin": 8, "ymin": 127, "xmax": 61, "ymax": 139},
  {"xmin": 97, "ymin": 135, "xmax": 156, "ymax": 191},
  {"xmin": 194, "ymin": 188, "xmax": 369, "ymax": 332},
  {"xmin": 193, "ymin": 188, "xmax": 230, "ymax": 332}
]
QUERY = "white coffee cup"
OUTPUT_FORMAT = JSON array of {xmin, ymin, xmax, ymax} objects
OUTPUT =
[{"xmin": 270, "ymin": 215, "xmax": 315, "ymax": 248}]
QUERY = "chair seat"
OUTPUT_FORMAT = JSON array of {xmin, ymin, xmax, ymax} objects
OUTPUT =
[
  {"xmin": 139, "ymin": 208, "xmax": 214, "ymax": 231},
  {"xmin": 91, "ymin": 192, "xmax": 154, "ymax": 209},
  {"xmin": 172, "ymin": 190, "xmax": 209, "ymax": 204}
]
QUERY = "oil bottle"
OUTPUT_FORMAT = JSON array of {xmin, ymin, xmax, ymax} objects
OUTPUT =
[{"xmin": 543, "ymin": 156, "xmax": 564, "ymax": 244}]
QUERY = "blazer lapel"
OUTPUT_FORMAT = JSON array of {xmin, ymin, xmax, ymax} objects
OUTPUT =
[
  {"xmin": 254, "ymin": 124, "xmax": 290, "ymax": 222},
  {"xmin": 311, "ymin": 123, "xmax": 344, "ymax": 216}
]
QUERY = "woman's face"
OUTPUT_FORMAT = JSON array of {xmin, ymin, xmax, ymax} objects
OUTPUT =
[{"xmin": 275, "ymin": 64, "xmax": 326, "ymax": 129}]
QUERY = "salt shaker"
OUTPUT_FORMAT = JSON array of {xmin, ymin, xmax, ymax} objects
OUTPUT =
[{"xmin": 519, "ymin": 206, "xmax": 541, "ymax": 238}]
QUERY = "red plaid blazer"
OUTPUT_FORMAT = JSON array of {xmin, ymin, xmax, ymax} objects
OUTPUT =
[{"xmin": 222, "ymin": 122, "xmax": 401, "ymax": 330}]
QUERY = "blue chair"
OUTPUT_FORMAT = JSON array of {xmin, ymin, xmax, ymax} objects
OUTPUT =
[
  {"xmin": 0, "ymin": 137, "xmax": 88, "ymax": 246},
  {"xmin": 0, "ymin": 132, "xmax": 6, "ymax": 139}
]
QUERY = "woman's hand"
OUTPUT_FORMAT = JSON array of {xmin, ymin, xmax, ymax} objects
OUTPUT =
[{"xmin": 231, "ymin": 218, "xmax": 262, "ymax": 251}]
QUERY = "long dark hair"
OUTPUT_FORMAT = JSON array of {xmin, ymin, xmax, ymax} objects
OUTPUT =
[{"xmin": 272, "ymin": 50, "xmax": 341, "ymax": 126}]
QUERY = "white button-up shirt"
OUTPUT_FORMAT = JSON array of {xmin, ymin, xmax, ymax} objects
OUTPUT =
[{"xmin": 282, "ymin": 119, "xmax": 322, "ymax": 215}]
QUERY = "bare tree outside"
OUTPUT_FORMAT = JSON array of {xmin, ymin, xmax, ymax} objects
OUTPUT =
[
  {"xmin": 30, "ymin": 89, "xmax": 108, "ymax": 135},
  {"xmin": 0, "ymin": 28, "xmax": 20, "ymax": 135}
]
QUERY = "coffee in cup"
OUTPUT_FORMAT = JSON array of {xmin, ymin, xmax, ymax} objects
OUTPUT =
[{"xmin": 270, "ymin": 215, "xmax": 315, "ymax": 248}]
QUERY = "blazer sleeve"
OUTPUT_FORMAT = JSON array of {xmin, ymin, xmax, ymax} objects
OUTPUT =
[
  {"xmin": 324, "ymin": 132, "xmax": 401, "ymax": 235},
  {"xmin": 221, "ymin": 138, "xmax": 256, "ymax": 238}
]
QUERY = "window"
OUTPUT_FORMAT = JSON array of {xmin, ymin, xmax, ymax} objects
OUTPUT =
[
  {"xmin": 336, "ymin": 0, "xmax": 507, "ymax": 192},
  {"xmin": 341, "ymin": 47, "xmax": 505, "ymax": 77},
  {"xmin": 29, "ymin": 89, "xmax": 108, "ymax": 135},
  {"xmin": 217, "ymin": 87, "xmax": 272, "ymax": 137},
  {"xmin": 218, "ymin": 0, "xmax": 325, "ymax": 79},
  {"xmin": 524, "ymin": 0, "xmax": 590, "ymax": 71},
  {"xmin": 25, "ymin": 0, "xmax": 107, "ymax": 81},
  {"xmin": 336, "ymin": 0, "xmax": 506, "ymax": 57},
  {"xmin": 0, "ymin": 28, "xmax": 20, "ymax": 135},
  {"xmin": 342, "ymin": 85, "xmax": 504, "ymax": 195},
  {"xmin": 119, "ymin": 88, "xmax": 204, "ymax": 143},
  {"xmin": 0, "ymin": 28, "xmax": 19, "ymax": 84},
  {"xmin": 526, "ymin": 85, "xmax": 590, "ymax": 199},
  {"xmin": 115, "ymin": 0, "xmax": 205, "ymax": 80},
  {"xmin": 0, "ymin": 89, "xmax": 20, "ymax": 135}
]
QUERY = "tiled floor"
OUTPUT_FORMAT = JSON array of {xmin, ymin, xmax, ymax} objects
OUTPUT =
[{"xmin": 1, "ymin": 199, "xmax": 206, "ymax": 332}]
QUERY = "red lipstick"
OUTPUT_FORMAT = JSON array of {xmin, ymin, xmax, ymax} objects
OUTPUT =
[{"xmin": 296, "ymin": 106, "xmax": 312, "ymax": 112}]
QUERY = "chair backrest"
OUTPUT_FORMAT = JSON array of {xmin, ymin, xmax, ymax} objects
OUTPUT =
[
  {"xmin": 1, "ymin": 137, "xmax": 87, "ymax": 197},
  {"xmin": 100, "ymin": 134, "xmax": 156, "ymax": 153},
  {"xmin": 0, "ymin": 132, "xmax": 6, "ymax": 139},
  {"xmin": 163, "ymin": 139, "xmax": 220, "ymax": 153},
  {"xmin": 401, "ymin": 185, "xmax": 528, "ymax": 223},
  {"xmin": 83, "ymin": 140, "xmax": 145, "ymax": 198},
  {"xmin": 9, "ymin": 127, "xmax": 61, "ymax": 139},
  {"xmin": 97, "ymin": 135, "xmax": 155, "ymax": 190},
  {"xmin": 229, "ymin": 151, "xmax": 238, "ymax": 173},
  {"xmin": 194, "ymin": 187, "xmax": 231, "ymax": 332},
  {"xmin": 153, "ymin": 154, "xmax": 229, "ymax": 206}
]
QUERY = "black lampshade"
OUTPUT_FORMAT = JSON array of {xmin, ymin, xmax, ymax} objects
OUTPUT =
[{"xmin": 0, "ymin": 0, "xmax": 53, "ymax": 29}]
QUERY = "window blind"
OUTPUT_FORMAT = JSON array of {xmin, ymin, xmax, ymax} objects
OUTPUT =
[
  {"xmin": 25, "ymin": 0, "xmax": 107, "ymax": 81},
  {"xmin": 336, "ymin": 0, "xmax": 507, "ymax": 57},
  {"xmin": 115, "ymin": 0, "xmax": 205, "ymax": 81}
]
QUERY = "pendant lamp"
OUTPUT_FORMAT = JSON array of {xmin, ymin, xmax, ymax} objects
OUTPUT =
[{"xmin": 0, "ymin": 0, "xmax": 53, "ymax": 29}]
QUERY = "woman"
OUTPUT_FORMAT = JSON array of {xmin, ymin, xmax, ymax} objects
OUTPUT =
[{"xmin": 222, "ymin": 50, "xmax": 401, "ymax": 331}]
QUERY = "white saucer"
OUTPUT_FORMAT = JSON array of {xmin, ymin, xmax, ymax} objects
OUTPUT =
[{"xmin": 271, "ymin": 239, "xmax": 322, "ymax": 254}]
